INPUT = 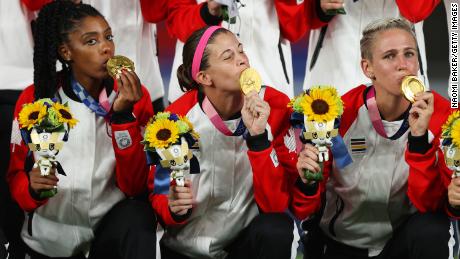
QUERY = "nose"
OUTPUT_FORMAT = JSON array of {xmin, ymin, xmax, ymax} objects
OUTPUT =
[
  {"xmin": 237, "ymin": 52, "xmax": 249, "ymax": 67},
  {"xmin": 101, "ymin": 40, "xmax": 114, "ymax": 56},
  {"xmin": 396, "ymin": 54, "xmax": 408, "ymax": 71}
]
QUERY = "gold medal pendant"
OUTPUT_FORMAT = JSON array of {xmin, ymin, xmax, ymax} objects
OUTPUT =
[
  {"xmin": 401, "ymin": 76, "xmax": 425, "ymax": 103},
  {"xmin": 239, "ymin": 68, "xmax": 262, "ymax": 95},
  {"xmin": 107, "ymin": 55, "xmax": 135, "ymax": 78}
]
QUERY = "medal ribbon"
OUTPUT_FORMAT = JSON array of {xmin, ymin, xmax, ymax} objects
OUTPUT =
[
  {"xmin": 202, "ymin": 96, "xmax": 246, "ymax": 136},
  {"xmin": 366, "ymin": 86, "xmax": 410, "ymax": 140},
  {"xmin": 70, "ymin": 76, "xmax": 117, "ymax": 119}
]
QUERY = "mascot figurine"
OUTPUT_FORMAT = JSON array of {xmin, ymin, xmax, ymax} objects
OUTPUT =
[
  {"xmin": 18, "ymin": 98, "xmax": 78, "ymax": 198},
  {"xmin": 441, "ymin": 111, "xmax": 460, "ymax": 178},
  {"xmin": 289, "ymin": 86, "xmax": 351, "ymax": 181},
  {"xmin": 143, "ymin": 112, "xmax": 200, "ymax": 187}
]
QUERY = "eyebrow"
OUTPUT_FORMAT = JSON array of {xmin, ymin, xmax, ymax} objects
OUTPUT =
[
  {"xmin": 80, "ymin": 27, "xmax": 112, "ymax": 39},
  {"xmin": 381, "ymin": 47, "xmax": 417, "ymax": 55}
]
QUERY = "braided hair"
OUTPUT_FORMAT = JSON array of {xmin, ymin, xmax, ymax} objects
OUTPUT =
[{"xmin": 32, "ymin": 0, "xmax": 103, "ymax": 99}]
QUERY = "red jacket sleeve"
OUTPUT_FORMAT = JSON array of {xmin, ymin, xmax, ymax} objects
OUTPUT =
[
  {"xmin": 406, "ymin": 138, "xmax": 450, "ymax": 213},
  {"xmin": 249, "ymin": 87, "xmax": 323, "ymax": 214},
  {"xmin": 291, "ymin": 152, "xmax": 330, "ymax": 220},
  {"xmin": 247, "ymin": 121, "xmax": 298, "ymax": 212},
  {"xmin": 140, "ymin": 0, "xmax": 168, "ymax": 23},
  {"xmin": 147, "ymin": 166, "xmax": 188, "ymax": 226},
  {"xmin": 406, "ymin": 92, "xmax": 455, "ymax": 215},
  {"xmin": 7, "ymin": 86, "xmax": 49, "ymax": 212},
  {"xmin": 275, "ymin": 0, "xmax": 321, "ymax": 42},
  {"xmin": 167, "ymin": 0, "xmax": 209, "ymax": 42},
  {"xmin": 21, "ymin": 0, "xmax": 51, "ymax": 11},
  {"xmin": 111, "ymin": 86, "xmax": 153, "ymax": 197},
  {"xmin": 275, "ymin": 0, "xmax": 308, "ymax": 42},
  {"xmin": 396, "ymin": 0, "xmax": 440, "ymax": 23}
]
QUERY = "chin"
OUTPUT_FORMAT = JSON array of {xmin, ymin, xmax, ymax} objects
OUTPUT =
[{"xmin": 97, "ymin": 71, "xmax": 110, "ymax": 80}]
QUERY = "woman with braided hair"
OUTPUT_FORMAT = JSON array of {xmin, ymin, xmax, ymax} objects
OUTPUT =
[{"xmin": 7, "ymin": 1, "xmax": 157, "ymax": 258}]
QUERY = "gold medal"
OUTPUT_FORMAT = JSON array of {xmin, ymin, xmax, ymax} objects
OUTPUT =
[
  {"xmin": 107, "ymin": 55, "xmax": 135, "ymax": 78},
  {"xmin": 239, "ymin": 68, "xmax": 261, "ymax": 95},
  {"xmin": 401, "ymin": 76, "xmax": 425, "ymax": 103}
]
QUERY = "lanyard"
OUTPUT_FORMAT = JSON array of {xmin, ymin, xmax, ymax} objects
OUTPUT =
[
  {"xmin": 202, "ymin": 96, "xmax": 246, "ymax": 136},
  {"xmin": 70, "ymin": 76, "xmax": 116, "ymax": 119},
  {"xmin": 366, "ymin": 86, "xmax": 409, "ymax": 140}
]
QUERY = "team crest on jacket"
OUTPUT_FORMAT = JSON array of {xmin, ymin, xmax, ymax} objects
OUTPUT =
[
  {"xmin": 350, "ymin": 137, "xmax": 366, "ymax": 155},
  {"xmin": 284, "ymin": 127, "xmax": 297, "ymax": 153},
  {"xmin": 114, "ymin": 130, "xmax": 132, "ymax": 150}
]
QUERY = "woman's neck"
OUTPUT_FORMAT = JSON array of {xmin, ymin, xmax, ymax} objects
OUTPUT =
[
  {"xmin": 374, "ymin": 86, "xmax": 410, "ymax": 121},
  {"xmin": 204, "ymin": 88, "xmax": 243, "ymax": 120},
  {"xmin": 72, "ymin": 72, "xmax": 104, "ymax": 99}
]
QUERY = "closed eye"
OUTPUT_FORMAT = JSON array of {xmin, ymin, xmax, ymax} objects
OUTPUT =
[{"xmin": 223, "ymin": 52, "xmax": 234, "ymax": 61}]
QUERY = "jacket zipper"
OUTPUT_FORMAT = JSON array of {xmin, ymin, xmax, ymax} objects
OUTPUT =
[
  {"xmin": 278, "ymin": 41, "xmax": 290, "ymax": 85},
  {"xmin": 328, "ymin": 196, "xmax": 344, "ymax": 237}
]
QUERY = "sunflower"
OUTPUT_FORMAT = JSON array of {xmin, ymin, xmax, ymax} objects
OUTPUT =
[
  {"xmin": 451, "ymin": 119, "xmax": 460, "ymax": 147},
  {"xmin": 145, "ymin": 119, "xmax": 180, "ymax": 149},
  {"xmin": 18, "ymin": 102, "xmax": 47, "ymax": 130},
  {"xmin": 301, "ymin": 86, "xmax": 342, "ymax": 122},
  {"xmin": 52, "ymin": 102, "xmax": 78, "ymax": 128},
  {"xmin": 442, "ymin": 111, "xmax": 460, "ymax": 136}
]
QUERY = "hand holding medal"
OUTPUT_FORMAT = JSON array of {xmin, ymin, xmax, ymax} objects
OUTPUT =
[
  {"xmin": 107, "ymin": 55, "xmax": 135, "ymax": 78},
  {"xmin": 401, "ymin": 76, "xmax": 425, "ymax": 103},
  {"xmin": 402, "ymin": 76, "xmax": 434, "ymax": 137},
  {"xmin": 240, "ymin": 68, "xmax": 261, "ymax": 95},
  {"xmin": 240, "ymin": 68, "xmax": 270, "ymax": 136},
  {"xmin": 106, "ymin": 55, "xmax": 142, "ymax": 112}
]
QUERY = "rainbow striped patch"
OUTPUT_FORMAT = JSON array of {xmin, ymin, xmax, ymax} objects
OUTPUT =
[{"xmin": 350, "ymin": 137, "xmax": 366, "ymax": 155}]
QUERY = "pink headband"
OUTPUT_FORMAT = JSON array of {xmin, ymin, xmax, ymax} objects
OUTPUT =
[{"xmin": 191, "ymin": 26, "xmax": 221, "ymax": 81}]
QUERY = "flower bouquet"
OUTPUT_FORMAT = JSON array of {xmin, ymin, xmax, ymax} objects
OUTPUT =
[
  {"xmin": 288, "ymin": 86, "xmax": 350, "ymax": 181},
  {"xmin": 18, "ymin": 98, "xmax": 78, "ymax": 198},
  {"xmin": 441, "ymin": 111, "xmax": 460, "ymax": 178},
  {"xmin": 143, "ymin": 112, "xmax": 200, "ymax": 187}
]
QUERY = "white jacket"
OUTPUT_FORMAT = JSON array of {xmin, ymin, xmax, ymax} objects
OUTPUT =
[
  {"xmin": 21, "ymin": 88, "xmax": 125, "ymax": 257},
  {"xmin": 303, "ymin": 0, "xmax": 430, "ymax": 95},
  {"xmin": 0, "ymin": 0, "xmax": 35, "ymax": 90},
  {"xmin": 168, "ymin": 0, "xmax": 294, "ymax": 102}
]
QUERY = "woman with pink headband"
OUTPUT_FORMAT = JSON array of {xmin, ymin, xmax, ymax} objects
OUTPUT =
[{"xmin": 148, "ymin": 26, "xmax": 323, "ymax": 258}]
